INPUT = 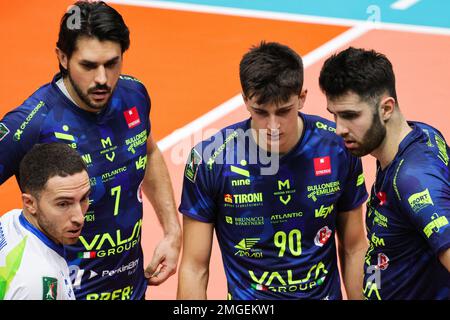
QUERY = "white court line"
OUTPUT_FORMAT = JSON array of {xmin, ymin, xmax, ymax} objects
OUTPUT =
[
  {"xmin": 156, "ymin": 24, "xmax": 372, "ymax": 151},
  {"xmin": 391, "ymin": 0, "xmax": 421, "ymax": 10},
  {"xmin": 108, "ymin": 0, "xmax": 450, "ymax": 36}
]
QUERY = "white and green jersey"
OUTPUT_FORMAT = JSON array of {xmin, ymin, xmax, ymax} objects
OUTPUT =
[{"xmin": 0, "ymin": 209, "xmax": 75, "ymax": 300}]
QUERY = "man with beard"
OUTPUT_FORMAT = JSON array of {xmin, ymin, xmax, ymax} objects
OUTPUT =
[
  {"xmin": 0, "ymin": 1, "xmax": 181, "ymax": 300},
  {"xmin": 319, "ymin": 47, "xmax": 450, "ymax": 299},
  {"xmin": 1, "ymin": 143, "xmax": 89, "ymax": 300}
]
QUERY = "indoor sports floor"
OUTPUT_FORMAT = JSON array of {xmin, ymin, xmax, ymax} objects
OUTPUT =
[{"xmin": 0, "ymin": 0, "xmax": 449, "ymax": 299}]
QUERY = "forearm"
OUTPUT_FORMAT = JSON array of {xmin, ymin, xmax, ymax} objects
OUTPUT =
[
  {"xmin": 339, "ymin": 246, "xmax": 367, "ymax": 300},
  {"xmin": 177, "ymin": 262, "xmax": 209, "ymax": 299},
  {"xmin": 143, "ymin": 146, "xmax": 180, "ymax": 237}
]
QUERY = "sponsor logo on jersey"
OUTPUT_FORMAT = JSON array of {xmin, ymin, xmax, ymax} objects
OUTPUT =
[
  {"xmin": 81, "ymin": 153, "xmax": 93, "ymax": 166},
  {"xmin": 357, "ymin": 173, "xmax": 365, "ymax": 187},
  {"xmin": 376, "ymin": 191, "xmax": 387, "ymax": 206},
  {"xmin": 435, "ymin": 134, "xmax": 449, "ymax": 166},
  {"xmin": 101, "ymin": 166, "xmax": 127, "ymax": 183},
  {"xmin": 314, "ymin": 156, "xmax": 331, "ymax": 176},
  {"xmin": 135, "ymin": 155, "xmax": 147, "ymax": 171},
  {"xmin": 14, "ymin": 101, "xmax": 45, "ymax": 142},
  {"xmin": 0, "ymin": 123, "xmax": 10, "ymax": 141},
  {"xmin": 185, "ymin": 148, "xmax": 202, "ymax": 183},
  {"xmin": 315, "ymin": 121, "xmax": 336, "ymax": 133},
  {"xmin": 408, "ymin": 188, "xmax": 434, "ymax": 213},
  {"xmin": 85, "ymin": 211, "xmax": 95, "ymax": 222},
  {"xmin": 314, "ymin": 226, "xmax": 332, "ymax": 247},
  {"xmin": 248, "ymin": 262, "xmax": 328, "ymax": 293},
  {"xmin": 315, "ymin": 204, "xmax": 334, "ymax": 219},
  {"xmin": 270, "ymin": 212, "xmax": 303, "ymax": 224},
  {"xmin": 86, "ymin": 285, "xmax": 134, "ymax": 300},
  {"xmin": 224, "ymin": 192, "xmax": 263, "ymax": 208},
  {"xmin": 101, "ymin": 259, "xmax": 139, "ymax": 277},
  {"xmin": 307, "ymin": 181, "xmax": 340, "ymax": 202},
  {"xmin": 370, "ymin": 233, "xmax": 385, "ymax": 247},
  {"xmin": 423, "ymin": 213, "xmax": 449, "ymax": 238},
  {"xmin": 100, "ymin": 137, "xmax": 118, "ymax": 162},
  {"xmin": 42, "ymin": 277, "xmax": 58, "ymax": 300},
  {"xmin": 369, "ymin": 208, "xmax": 388, "ymax": 228},
  {"xmin": 230, "ymin": 160, "xmax": 251, "ymax": 187},
  {"xmin": 54, "ymin": 124, "xmax": 77, "ymax": 149},
  {"xmin": 226, "ymin": 216, "xmax": 265, "ymax": 226},
  {"xmin": 78, "ymin": 219, "xmax": 142, "ymax": 258},
  {"xmin": 376, "ymin": 253, "xmax": 389, "ymax": 270},
  {"xmin": 126, "ymin": 130, "xmax": 147, "ymax": 154},
  {"xmin": 274, "ymin": 179, "xmax": 295, "ymax": 205},
  {"xmin": 234, "ymin": 238, "xmax": 263, "ymax": 258},
  {"xmin": 206, "ymin": 130, "xmax": 238, "ymax": 169},
  {"xmin": 124, "ymin": 106, "xmax": 141, "ymax": 129}
]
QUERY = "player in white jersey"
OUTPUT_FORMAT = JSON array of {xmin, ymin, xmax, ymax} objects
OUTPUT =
[{"xmin": 0, "ymin": 143, "xmax": 90, "ymax": 300}]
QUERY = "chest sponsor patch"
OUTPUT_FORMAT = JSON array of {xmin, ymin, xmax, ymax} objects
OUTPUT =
[
  {"xmin": 124, "ymin": 107, "xmax": 141, "ymax": 129},
  {"xmin": 314, "ymin": 156, "xmax": 331, "ymax": 176}
]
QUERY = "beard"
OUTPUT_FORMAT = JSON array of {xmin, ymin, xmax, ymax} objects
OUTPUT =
[
  {"xmin": 349, "ymin": 109, "xmax": 386, "ymax": 157},
  {"xmin": 67, "ymin": 68, "xmax": 113, "ymax": 111},
  {"xmin": 35, "ymin": 204, "xmax": 63, "ymax": 245}
]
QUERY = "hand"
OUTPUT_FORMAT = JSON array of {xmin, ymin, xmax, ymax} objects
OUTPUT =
[{"xmin": 145, "ymin": 233, "xmax": 181, "ymax": 286}]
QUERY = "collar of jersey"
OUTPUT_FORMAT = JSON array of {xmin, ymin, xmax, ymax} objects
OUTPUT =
[
  {"xmin": 19, "ymin": 212, "xmax": 65, "ymax": 256},
  {"xmin": 396, "ymin": 122, "xmax": 422, "ymax": 159},
  {"xmin": 51, "ymin": 73, "xmax": 111, "ymax": 120}
]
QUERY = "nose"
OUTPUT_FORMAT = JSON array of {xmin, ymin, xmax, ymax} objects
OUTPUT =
[
  {"xmin": 71, "ymin": 204, "xmax": 85, "ymax": 227},
  {"xmin": 267, "ymin": 115, "xmax": 280, "ymax": 133},
  {"xmin": 94, "ymin": 65, "xmax": 107, "ymax": 85},
  {"xmin": 335, "ymin": 119, "xmax": 349, "ymax": 137}
]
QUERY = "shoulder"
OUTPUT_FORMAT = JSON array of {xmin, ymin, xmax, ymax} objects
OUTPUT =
[
  {"xmin": 302, "ymin": 113, "xmax": 351, "ymax": 157},
  {"xmin": 117, "ymin": 75, "xmax": 150, "ymax": 98}
]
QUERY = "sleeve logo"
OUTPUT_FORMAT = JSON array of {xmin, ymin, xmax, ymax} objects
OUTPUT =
[
  {"xmin": 0, "ymin": 123, "xmax": 10, "ymax": 141},
  {"xmin": 408, "ymin": 188, "xmax": 433, "ymax": 213},
  {"xmin": 184, "ymin": 148, "xmax": 202, "ymax": 183}
]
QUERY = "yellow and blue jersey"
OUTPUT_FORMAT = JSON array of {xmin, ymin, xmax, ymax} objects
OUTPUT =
[
  {"xmin": 364, "ymin": 122, "xmax": 450, "ymax": 300},
  {"xmin": 0, "ymin": 73, "xmax": 151, "ymax": 300},
  {"xmin": 180, "ymin": 113, "xmax": 368, "ymax": 299}
]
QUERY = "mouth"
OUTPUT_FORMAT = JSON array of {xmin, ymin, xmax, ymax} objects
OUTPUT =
[
  {"xmin": 267, "ymin": 133, "xmax": 282, "ymax": 141},
  {"xmin": 89, "ymin": 90, "xmax": 110, "ymax": 101},
  {"xmin": 344, "ymin": 140, "xmax": 357, "ymax": 149},
  {"xmin": 66, "ymin": 228, "xmax": 82, "ymax": 239}
]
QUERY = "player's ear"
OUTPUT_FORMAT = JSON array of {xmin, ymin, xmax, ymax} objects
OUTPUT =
[
  {"xmin": 56, "ymin": 47, "xmax": 69, "ymax": 71},
  {"xmin": 22, "ymin": 193, "xmax": 38, "ymax": 215},
  {"xmin": 298, "ymin": 89, "xmax": 308, "ymax": 110},
  {"xmin": 380, "ymin": 96, "xmax": 395, "ymax": 122}
]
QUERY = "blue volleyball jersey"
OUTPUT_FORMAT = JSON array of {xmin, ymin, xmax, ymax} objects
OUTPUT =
[
  {"xmin": 0, "ymin": 74, "xmax": 151, "ymax": 300},
  {"xmin": 363, "ymin": 122, "xmax": 450, "ymax": 300},
  {"xmin": 179, "ymin": 113, "xmax": 368, "ymax": 299}
]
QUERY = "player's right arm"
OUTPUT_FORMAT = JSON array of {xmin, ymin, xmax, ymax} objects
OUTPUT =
[
  {"xmin": 177, "ymin": 216, "xmax": 214, "ymax": 299},
  {"xmin": 177, "ymin": 144, "xmax": 219, "ymax": 299}
]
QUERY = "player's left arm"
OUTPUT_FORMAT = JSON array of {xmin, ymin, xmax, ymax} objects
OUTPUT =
[
  {"xmin": 142, "ymin": 135, "xmax": 182, "ymax": 286},
  {"xmin": 336, "ymin": 205, "xmax": 368, "ymax": 300}
]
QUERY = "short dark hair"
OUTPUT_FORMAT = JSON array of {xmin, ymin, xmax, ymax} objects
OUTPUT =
[
  {"xmin": 56, "ymin": 1, "xmax": 130, "ymax": 75},
  {"xmin": 19, "ymin": 143, "xmax": 88, "ymax": 197},
  {"xmin": 239, "ymin": 41, "xmax": 304, "ymax": 106},
  {"xmin": 319, "ymin": 47, "xmax": 397, "ymax": 104}
]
